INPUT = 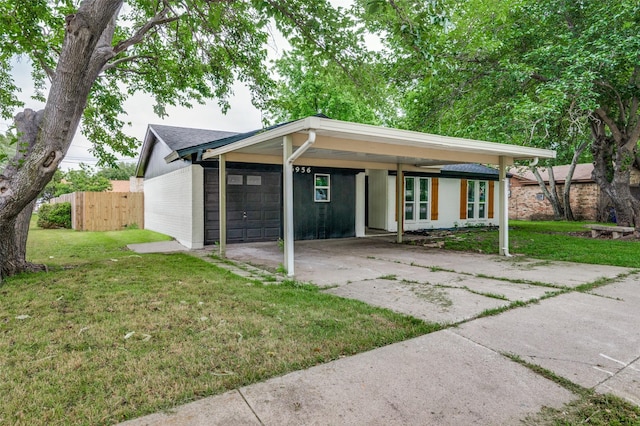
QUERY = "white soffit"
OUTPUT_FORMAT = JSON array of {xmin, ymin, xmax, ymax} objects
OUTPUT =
[{"xmin": 201, "ymin": 116, "xmax": 556, "ymax": 165}]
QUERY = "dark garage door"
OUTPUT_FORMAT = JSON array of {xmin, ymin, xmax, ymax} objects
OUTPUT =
[{"xmin": 204, "ymin": 169, "xmax": 281, "ymax": 244}]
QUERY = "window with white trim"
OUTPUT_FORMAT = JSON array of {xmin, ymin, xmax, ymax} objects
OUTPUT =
[
  {"xmin": 314, "ymin": 174, "xmax": 330, "ymax": 202},
  {"xmin": 467, "ymin": 180, "xmax": 488, "ymax": 219},
  {"xmin": 404, "ymin": 176, "xmax": 430, "ymax": 221}
]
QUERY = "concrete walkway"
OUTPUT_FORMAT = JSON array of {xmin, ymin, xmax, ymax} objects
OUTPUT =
[{"xmin": 123, "ymin": 237, "xmax": 640, "ymax": 425}]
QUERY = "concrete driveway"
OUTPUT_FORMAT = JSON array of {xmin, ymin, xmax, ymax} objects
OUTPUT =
[
  {"xmin": 225, "ymin": 237, "xmax": 640, "ymax": 405},
  {"xmin": 123, "ymin": 236, "xmax": 640, "ymax": 425},
  {"xmin": 225, "ymin": 237, "xmax": 633, "ymax": 324}
]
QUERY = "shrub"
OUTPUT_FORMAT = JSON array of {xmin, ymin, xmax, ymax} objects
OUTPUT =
[{"xmin": 37, "ymin": 202, "xmax": 72, "ymax": 229}]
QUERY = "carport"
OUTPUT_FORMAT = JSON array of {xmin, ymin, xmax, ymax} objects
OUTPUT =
[{"xmin": 201, "ymin": 116, "xmax": 555, "ymax": 276}]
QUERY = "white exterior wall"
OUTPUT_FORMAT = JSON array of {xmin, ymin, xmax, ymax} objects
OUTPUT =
[
  {"xmin": 355, "ymin": 172, "xmax": 366, "ymax": 237},
  {"xmin": 367, "ymin": 170, "xmax": 389, "ymax": 230},
  {"xmin": 386, "ymin": 175, "xmax": 398, "ymax": 232},
  {"xmin": 436, "ymin": 178, "xmax": 461, "ymax": 228},
  {"xmin": 383, "ymin": 176, "xmax": 500, "ymax": 231},
  {"xmin": 144, "ymin": 165, "xmax": 204, "ymax": 249}
]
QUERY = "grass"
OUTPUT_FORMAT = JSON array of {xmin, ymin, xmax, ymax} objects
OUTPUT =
[
  {"xmin": 508, "ymin": 354, "xmax": 640, "ymax": 425},
  {"xmin": 4, "ymin": 218, "xmax": 639, "ymax": 425},
  {"xmin": 442, "ymin": 220, "xmax": 640, "ymax": 267},
  {"xmin": 524, "ymin": 393, "xmax": 640, "ymax": 425},
  {"xmin": 0, "ymin": 221, "xmax": 439, "ymax": 425}
]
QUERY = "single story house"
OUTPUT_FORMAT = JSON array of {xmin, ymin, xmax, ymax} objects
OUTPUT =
[
  {"xmin": 509, "ymin": 163, "xmax": 616, "ymax": 222},
  {"xmin": 108, "ymin": 177, "xmax": 144, "ymax": 193},
  {"xmin": 136, "ymin": 115, "xmax": 555, "ymax": 275}
]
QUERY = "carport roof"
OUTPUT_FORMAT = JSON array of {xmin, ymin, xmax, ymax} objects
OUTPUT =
[{"xmin": 196, "ymin": 116, "xmax": 555, "ymax": 168}]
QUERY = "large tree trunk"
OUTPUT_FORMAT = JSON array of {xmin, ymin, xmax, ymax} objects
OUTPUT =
[
  {"xmin": 0, "ymin": 200, "xmax": 44, "ymax": 279},
  {"xmin": 0, "ymin": 110, "xmax": 47, "ymax": 281},
  {"xmin": 0, "ymin": 0, "xmax": 122, "ymax": 281},
  {"xmin": 562, "ymin": 140, "xmax": 589, "ymax": 221},
  {"xmin": 590, "ymin": 119, "xmax": 640, "ymax": 228}
]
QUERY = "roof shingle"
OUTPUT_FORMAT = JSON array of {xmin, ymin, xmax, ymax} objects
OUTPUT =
[{"xmin": 149, "ymin": 124, "xmax": 238, "ymax": 151}]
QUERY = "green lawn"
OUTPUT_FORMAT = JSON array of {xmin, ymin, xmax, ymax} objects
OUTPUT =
[
  {"xmin": 442, "ymin": 220, "xmax": 640, "ymax": 267},
  {"xmin": 2, "ymin": 219, "xmax": 639, "ymax": 425},
  {"xmin": 0, "ymin": 223, "xmax": 437, "ymax": 425}
]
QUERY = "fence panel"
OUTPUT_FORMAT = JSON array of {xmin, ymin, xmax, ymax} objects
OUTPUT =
[{"xmin": 48, "ymin": 192, "xmax": 143, "ymax": 231}]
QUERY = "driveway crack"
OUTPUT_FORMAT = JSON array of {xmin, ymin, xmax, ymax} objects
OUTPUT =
[{"xmin": 237, "ymin": 389, "xmax": 265, "ymax": 425}]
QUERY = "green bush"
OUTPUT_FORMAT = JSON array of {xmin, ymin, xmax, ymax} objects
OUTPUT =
[{"xmin": 37, "ymin": 202, "xmax": 72, "ymax": 229}]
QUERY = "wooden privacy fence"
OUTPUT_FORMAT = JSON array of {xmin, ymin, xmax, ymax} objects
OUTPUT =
[{"xmin": 48, "ymin": 192, "xmax": 144, "ymax": 231}]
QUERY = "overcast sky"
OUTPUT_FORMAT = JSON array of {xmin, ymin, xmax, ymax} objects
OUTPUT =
[{"xmin": 2, "ymin": 0, "xmax": 356, "ymax": 170}]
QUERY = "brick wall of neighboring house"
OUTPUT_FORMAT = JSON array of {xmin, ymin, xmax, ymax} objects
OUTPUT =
[
  {"xmin": 509, "ymin": 181, "xmax": 602, "ymax": 221},
  {"xmin": 108, "ymin": 178, "xmax": 144, "ymax": 192},
  {"xmin": 109, "ymin": 180, "xmax": 130, "ymax": 192}
]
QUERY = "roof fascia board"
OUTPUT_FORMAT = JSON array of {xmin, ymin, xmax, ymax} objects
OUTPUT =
[
  {"xmin": 136, "ymin": 125, "xmax": 164, "ymax": 177},
  {"xmin": 201, "ymin": 117, "xmax": 312, "ymax": 160},
  {"xmin": 313, "ymin": 117, "xmax": 555, "ymax": 160},
  {"xmin": 201, "ymin": 115, "xmax": 555, "ymax": 161}
]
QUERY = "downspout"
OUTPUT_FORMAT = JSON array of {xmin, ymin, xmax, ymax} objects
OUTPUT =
[
  {"xmin": 283, "ymin": 130, "xmax": 317, "ymax": 277},
  {"xmin": 502, "ymin": 174, "xmax": 512, "ymax": 257},
  {"xmin": 288, "ymin": 130, "xmax": 317, "ymax": 165}
]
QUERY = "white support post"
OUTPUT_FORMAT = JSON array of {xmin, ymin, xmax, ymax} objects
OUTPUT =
[
  {"xmin": 498, "ymin": 156, "xmax": 510, "ymax": 256},
  {"xmin": 282, "ymin": 135, "xmax": 294, "ymax": 276},
  {"xmin": 396, "ymin": 163, "xmax": 404, "ymax": 244},
  {"xmin": 218, "ymin": 154, "xmax": 226, "ymax": 257},
  {"xmin": 355, "ymin": 172, "xmax": 366, "ymax": 237}
]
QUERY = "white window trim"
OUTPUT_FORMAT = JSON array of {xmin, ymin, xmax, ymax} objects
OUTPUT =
[
  {"xmin": 404, "ymin": 176, "xmax": 431, "ymax": 223},
  {"xmin": 466, "ymin": 180, "xmax": 489, "ymax": 221},
  {"xmin": 314, "ymin": 173, "xmax": 331, "ymax": 202}
]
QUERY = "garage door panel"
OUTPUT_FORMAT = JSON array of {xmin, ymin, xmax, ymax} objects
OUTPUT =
[
  {"xmin": 227, "ymin": 229, "xmax": 244, "ymax": 241},
  {"xmin": 245, "ymin": 228, "xmax": 264, "ymax": 239},
  {"xmin": 246, "ymin": 192, "xmax": 262, "ymax": 203},
  {"xmin": 264, "ymin": 227, "xmax": 280, "ymax": 238},
  {"xmin": 264, "ymin": 210, "xmax": 280, "ymax": 220},
  {"xmin": 204, "ymin": 168, "xmax": 282, "ymax": 244}
]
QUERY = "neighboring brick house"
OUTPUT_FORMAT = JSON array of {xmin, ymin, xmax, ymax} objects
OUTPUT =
[
  {"xmin": 509, "ymin": 164, "xmax": 604, "ymax": 221},
  {"xmin": 108, "ymin": 180, "xmax": 131, "ymax": 192},
  {"xmin": 108, "ymin": 177, "xmax": 144, "ymax": 192}
]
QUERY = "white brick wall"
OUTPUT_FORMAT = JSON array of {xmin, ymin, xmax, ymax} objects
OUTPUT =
[
  {"xmin": 367, "ymin": 170, "xmax": 389, "ymax": 230},
  {"xmin": 144, "ymin": 165, "xmax": 204, "ymax": 248},
  {"xmin": 384, "ymin": 176, "xmax": 500, "ymax": 231}
]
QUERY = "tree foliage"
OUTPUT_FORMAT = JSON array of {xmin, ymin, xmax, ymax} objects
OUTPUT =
[
  {"xmin": 265, "ymin": 46, "xmax": 382, "ymax": 125},
  {"xmin": 0, "ymin": 0, "xmax": 361, "ymax": 280},
  {"xmin": 41, "ymin": 164, "xmax": 112, "ymax": 201},
  {"xmin": 359, "ymin": 0, "xmax": 640, "ymax": 225},
  {"xmin": 0, "ymin": 131, "xmax": 17, "ymax": 169},
  {"xmin": 261, "ymin": 1, "xmax": 393, "ymax": 125},
  {"xmin": 95, "ymin": 161, "xmax": 137, "ymax": 180}
]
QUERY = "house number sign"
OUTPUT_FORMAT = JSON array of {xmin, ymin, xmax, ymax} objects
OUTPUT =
[{"xmin": 294, "ymin": 166, "xmax": 312, "ymax": 173}]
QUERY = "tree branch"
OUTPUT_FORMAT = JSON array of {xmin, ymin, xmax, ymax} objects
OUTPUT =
[
  {"xmin": 627, "ymin": 112, "xmax": 640, "ymax": 151},
  {"xmin": 595, "ymin": 80, "xmax": 625, "ymax": 123},
  {"xmin": 113, "ymin": 7, "xmax": 180, "ymax": 55},
  {"xmin": 594, "ymin": 108, "xmax": 622, "ymax": 144},
  {"xmin": 531, "ymin": 73, "xmax": 551, "ymax": 83},
  {"xmin": 34, "ymin": 53, "xmax": 56, "ymax": 81},
  {"xmin": 630, "ymin": 95, "xmax": 639, "ymax": 121},
  {"xmin": 101, "ymin": 54, "xmax": 155, "ymax": 72}
]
